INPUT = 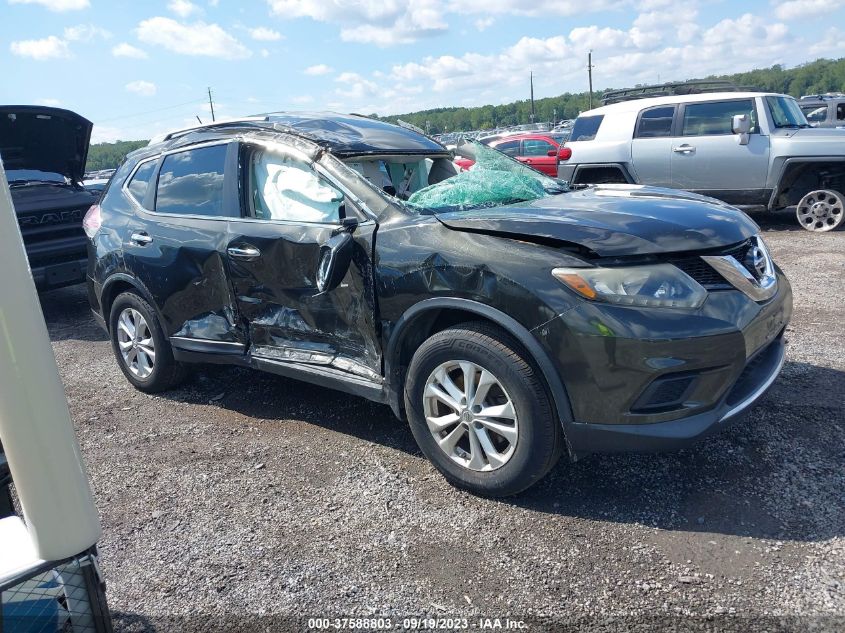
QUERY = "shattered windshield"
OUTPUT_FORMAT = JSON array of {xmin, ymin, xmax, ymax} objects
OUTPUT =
[{"xmin": 406, "ymin": 140, "xmax": 567, "ymax": 212}]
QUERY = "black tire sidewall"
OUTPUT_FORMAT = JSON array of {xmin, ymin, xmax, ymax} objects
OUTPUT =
[
  {"xmin": 109, "ymin": 291, "xmax": 174, "ymax": 392},
  {"xmin": 404, "ymin": 327, "xmax": 560, "ymax": 496}
]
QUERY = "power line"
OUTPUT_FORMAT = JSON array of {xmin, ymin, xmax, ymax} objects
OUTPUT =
[{"xmin": 95, "ymin": 98, "xmax": 207, "ymax": 124}]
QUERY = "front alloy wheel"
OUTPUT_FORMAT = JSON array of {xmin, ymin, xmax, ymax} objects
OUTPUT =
[
  {"xmin": 796, "ymin": 189, "xmax": 845, "ymax": 232},
  {"xmin": 116, "ymin": 307, "xmax": 156, "ymax": 378},
  {"xmin": 405, "ymin": 322, "xmax": 563, "ymax": 497},
  {"xmin": 423, "ymin": 361, "xmax": 519, "ymax": 471}
]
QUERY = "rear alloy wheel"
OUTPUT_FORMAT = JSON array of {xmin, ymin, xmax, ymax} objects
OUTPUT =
[
  {"xmin": 405, "ymin": 322, "xmax": 563, "ymax": 497},
  {"xmin": 109, "ymin": 291, "xmax": 187, "ymax": 392},
  {"xmin": 796, "ymin": 189, "xmax": 845, "ymax": 232}
]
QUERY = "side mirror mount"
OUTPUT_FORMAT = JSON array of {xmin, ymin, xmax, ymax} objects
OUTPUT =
[
  {"xmin": 546, "ymin": 150, "xmax": 557, "ymax": 157},
  {"xmin": 732, "ymin": 114, "xmax": 751, "ymax": 145},
  {"xmin": 316, "ymin": 231, "xmax": 354, "ymax": 293}
]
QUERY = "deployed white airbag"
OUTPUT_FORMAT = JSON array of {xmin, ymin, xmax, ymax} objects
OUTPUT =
[{"xmin": 253, "ymin": 150, "xmax": 342, "ymax": 223}]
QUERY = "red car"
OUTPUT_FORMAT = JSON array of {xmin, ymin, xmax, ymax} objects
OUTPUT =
[{"xmin": 455, "ymin": 133, "xmax": 571, "ymax": 177}]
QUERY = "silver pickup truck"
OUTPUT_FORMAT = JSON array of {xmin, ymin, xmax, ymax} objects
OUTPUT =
[{"xmin": 559, "ymin": 90, "xmax": 845, "ymax": 232}]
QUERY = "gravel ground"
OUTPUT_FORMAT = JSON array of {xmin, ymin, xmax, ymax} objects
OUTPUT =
[{"xmin": 35, "ymin": 210, "xmax": 844, "ymax": 632}]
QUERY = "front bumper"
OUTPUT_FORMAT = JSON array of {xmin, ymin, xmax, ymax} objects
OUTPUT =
[
  {"xmin": 536, "ymin": 270, "xmax": 793, "ymax": 455},
  {"xmin": 565, "ymin": 334, "xmax": 785, "ymax": 454}
]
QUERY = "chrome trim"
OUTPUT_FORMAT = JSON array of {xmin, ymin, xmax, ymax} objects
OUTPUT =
[
  {"xmin": 701, "ymin": 235, "xmax": 777, "ymax": 302},
  {"xmin": 720, "ymin": 342, "xmax": 785, "ymax": 422},
  {"xmin": 169, "ymin": 337, "xmax": 245, "ymax": 349}
]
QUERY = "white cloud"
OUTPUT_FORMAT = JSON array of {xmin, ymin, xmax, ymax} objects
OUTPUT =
[
  {"xmin": 291, "ymin": 95, "xmax": 315, "ymax": 104},
  {"xmin": 125, "ymin": 80, "xmax": 157, "ymax": 97},
  {"xmin": 136, "ymin": 17, "xmax": 252, "ymax": 59},
  {"xmin": 168, "ymin": 0, "xmax": 201, "ymax": 18},
  {"xmin": 474, "ymin": 17, "xmax": 494, "ymax": 31},
  {"xmin": 304, "ymin": 63, "xmax": 333, "ymax": 75},
  {"xmin": 8, "ymin": 0, "xmax": 89, "ymax": 11},
  {"xmin": 63, "ymin": 24, "xmax": 111, "ymax": 41},
  {"xmin": 267, "ymin": 0, "xmax": 447, "ymax": 45},
  {"xmin": 249, "ymin": 26, "xmax": 283, "ymax": 41},
  {"xmin": 773, "ymin": 0, "xmax": 827, "ymax": 20},
  {"xmin": 112, "ymin": 42, "xmax": 148, "ymax": 58},
  {"xmin": 9, "ymin": 35, "xmax": 71, "ymax": 60},
  {"xmin": 35, "ymin": 98, "xmax": 62, "ymax": 107}
]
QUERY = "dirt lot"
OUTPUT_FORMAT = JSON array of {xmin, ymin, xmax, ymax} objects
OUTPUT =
[{"xmin": 38, "ymin": 210, "xmax": 844, "ymax": 631}]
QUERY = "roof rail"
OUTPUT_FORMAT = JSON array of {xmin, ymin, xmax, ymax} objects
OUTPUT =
[
  {"xmin": 148, "ymin": 116, "xmax": 270, "ymax": 145},
  {"xmin": 600, "ymin": 79, "xmax": 760, "ymax": 105},
  {"xmin": 799, "ymin": 93, "xmax": 845, "ymax": 100}
]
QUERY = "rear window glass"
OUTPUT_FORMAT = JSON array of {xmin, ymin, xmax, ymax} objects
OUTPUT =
[
  {"xmin": 126, "ymin": 160, "xmax": 157, "ymax": 207},
  {"xmin": 636, "ymin": 106, "xmax": 675, "ymax": 138},
  {"xmin": 570, "ymin": 115, "xmax": 603, "ymax": 142},
  {"xmin": 155, "ymin": 144, "xmax": 231, "ymax": 217}
]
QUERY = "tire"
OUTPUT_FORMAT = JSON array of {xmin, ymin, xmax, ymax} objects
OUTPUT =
[
  {"xmin": 796, "ymin": 189, "xmax": 845, "ymax": 232},
  {"xmin": 108, "ymin": 291, "xmax": 186, "ymax": 393},
  {"xmin": 404, "ymin": 322, "xmax": 563, "ymax": 497}
]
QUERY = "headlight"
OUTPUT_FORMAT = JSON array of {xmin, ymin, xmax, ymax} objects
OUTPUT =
[{"xmin": 552, "ymin": 264, "xmax": 707, "ymax": 309}]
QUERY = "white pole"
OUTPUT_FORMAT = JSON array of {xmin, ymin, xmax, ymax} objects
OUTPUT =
[{"xmin": 0, "ymin": 159, "xmax": 100, "ymax": 560}]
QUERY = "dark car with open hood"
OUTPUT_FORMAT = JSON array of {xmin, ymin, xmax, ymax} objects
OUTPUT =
[
  {"xmin": 85, "ymin": 112, "xmax": 792, "ymax": 496},
  {"xmin": 1, "ymin": 106, "xmax": 98, "ymax": 290}
]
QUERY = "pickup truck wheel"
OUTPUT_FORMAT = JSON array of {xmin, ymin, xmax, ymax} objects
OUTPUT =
[
  {"xmin": 796, "ymin": 189, "xmax": 845, "ymax": 232},
  {"xmin": 404, "ymin": 322, "xmax": 563, "ymax": 497}
]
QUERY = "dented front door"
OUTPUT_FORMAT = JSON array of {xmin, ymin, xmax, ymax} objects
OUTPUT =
[{"xmin": 226, "ymin": 144, "xmax": 381, "ymax": 381}]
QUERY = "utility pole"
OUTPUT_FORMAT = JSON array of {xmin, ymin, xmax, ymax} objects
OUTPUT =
[
  {"xmin": 207, "ymin": 86, "xmax": 216, "ymax": 122},
  {"xmin": 587, "ymin": 51, "xmax": 594, "ymax": 110},
  {"xmin": 529, "ymin": 71, "xmax": 536, "ymax": 123}
]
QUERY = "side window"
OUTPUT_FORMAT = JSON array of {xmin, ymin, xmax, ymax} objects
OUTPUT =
[
  {"xmin": 521, "ymin": 139, "xmax": 555, "ymax": 156},
  {"xmin": 570, "ymin": 115, "xmax": 604, "ymax": 142},
  {"xmin": 801, "ymin": 105, "xmax": 828, "ymax": 124},
  {"xmin": 681, "ymin": 100, "xmax": 757, "ymax": 136},
  {"xmin": 837, "ymin": 103, "xmax": 845, "ymax": 121},
  {"xmin": 155, "ymin": 144, "xmax": 230, "ymax": 217},
  {"xmin": 494, "ymin": 140, "xmax": 520, "ymax": 157},
  {"xmin": 250, "ymin": 148, "xmax": 343, "ymax": 223},
  {"xmin": 125, "ymin": 159, "xmax": 157, "ymax": 208},
  {"xmin": 635, "ymin": 106, "xmax": 675, "ymax": 138}
]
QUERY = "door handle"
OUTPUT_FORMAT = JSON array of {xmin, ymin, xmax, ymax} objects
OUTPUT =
[
  {"xmin": 130, "ymin": 232, "xmax": 152, "ymax": 245},
  {"xmin": 672, "ymin": 145, "xmax": 696, "ymax": 154},
  {"xmin": 227, "ymin": 245, "xmax": 261, "ymax": 260}
]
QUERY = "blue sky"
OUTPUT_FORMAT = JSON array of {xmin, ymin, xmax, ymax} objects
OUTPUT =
[{"xmin": 1, "ymin": 0, "xmax": 843, "ymax": 142}]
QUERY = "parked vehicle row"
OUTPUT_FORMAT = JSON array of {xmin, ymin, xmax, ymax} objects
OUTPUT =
[
  {"xmin": 83, "ymin": 113, "xmax": 792, "ymax": 496},
  {"xmin": 558, "ymin": 89, "xmax": 845, "ymax": 232}
]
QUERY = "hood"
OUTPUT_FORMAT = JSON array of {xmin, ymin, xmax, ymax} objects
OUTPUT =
[
  {"xmin": 773, "ymin": 126, "xmax": 845, "ymax": 140},
  {"xmin": 0, "ymin": 106, "xmax": 93, "ymax": 182},
  {"xmin": 434, "ymin": 184, "xmax": 759, "ymax": 257}
]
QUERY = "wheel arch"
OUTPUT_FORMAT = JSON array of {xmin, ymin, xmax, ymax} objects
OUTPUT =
[
  {"xmin": 100, "ymin": 273, "xmax": 164, "ymax": 334},
  {"xmin": 571, "ymin": 163, "xmax": 634, "ymax": 185},
  {"xmin": 768, "ymin": 157, "xmax": 845, "ymax": 210},
  {"xmin": 384, "ymin": 298, "xmax": 574, "ymax": 434}
]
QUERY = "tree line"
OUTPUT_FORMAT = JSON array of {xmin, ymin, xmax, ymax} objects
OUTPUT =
[
  {"xmin": 380, "ymin": 57, "xmax": 845, "ymax": 134},
  {"xmin": 86, "ymin": 57, "xmax": 845, "ymax": 168}
]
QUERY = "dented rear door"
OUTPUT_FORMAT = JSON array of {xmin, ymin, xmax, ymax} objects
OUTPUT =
[
  {"xmin": 226, "ymin": 142, "xmax": 381, "ymax": 381},
  {"xmin": 122, "ymin": 141, "xmax": 246, "ymax": 351}
]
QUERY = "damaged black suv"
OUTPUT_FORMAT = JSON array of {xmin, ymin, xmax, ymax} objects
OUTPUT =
[{"xmin": 86, "ymin": 113, "xmax": 792, "ymax": 496}]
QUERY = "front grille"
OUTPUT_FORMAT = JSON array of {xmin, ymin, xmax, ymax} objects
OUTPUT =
[
  {"xmin": 672, "ymin": 257, "xmax": 730, "ymax": 288},
  {"xmin": 672, "ymin": 238, "xmax": 755, "ymax": 290}
]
